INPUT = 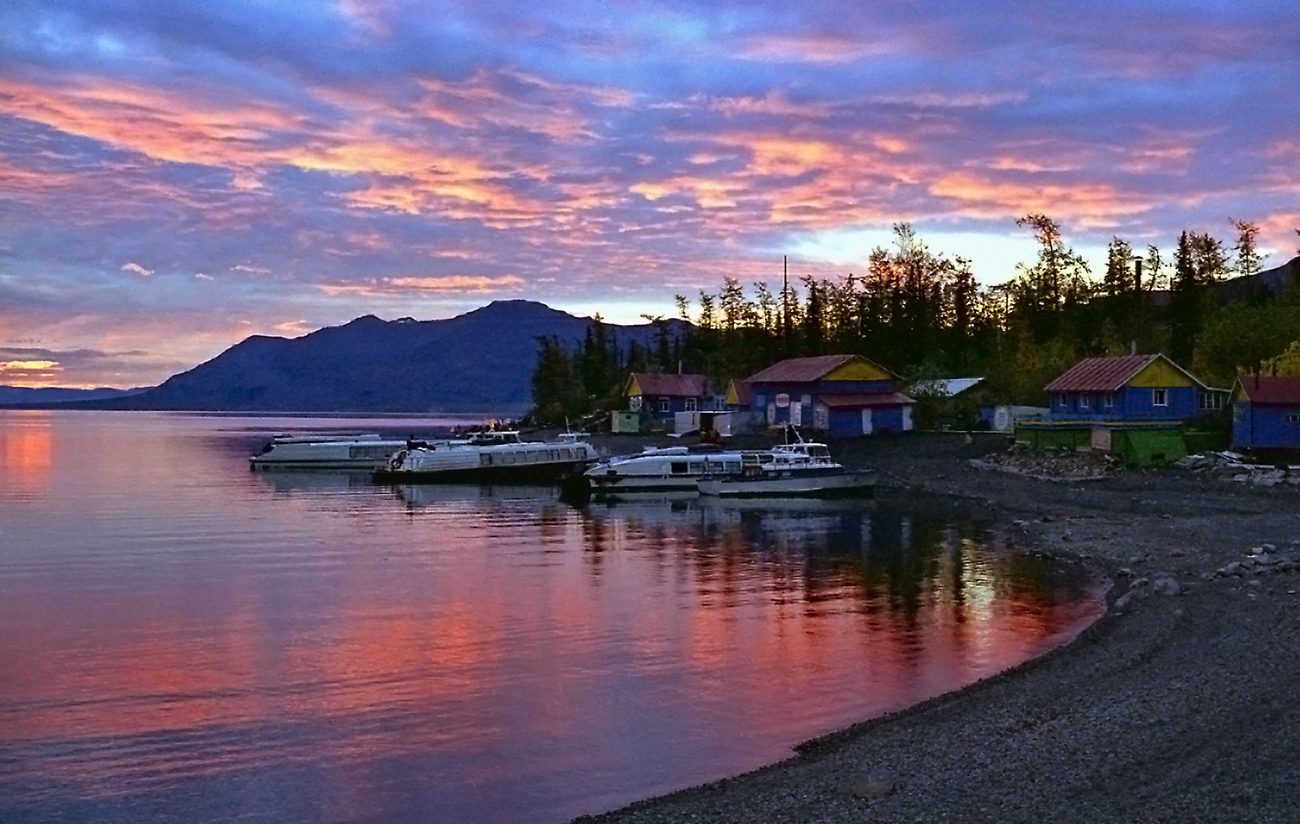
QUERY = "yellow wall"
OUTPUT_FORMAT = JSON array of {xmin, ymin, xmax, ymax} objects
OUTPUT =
[
  {"xmin": 625, "ymin": 375, "xmax": 643, "ymax": 397},
  {"xmin": 825, "ymin": 358, "xmax": 890, "ymax": 382},
  {"xmin": 1129, "ymin": 358, "xmax": 1193, "ymax": 388}
]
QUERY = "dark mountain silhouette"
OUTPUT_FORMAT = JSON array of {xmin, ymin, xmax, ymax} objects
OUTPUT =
[
  {"xmin": 1217, "ymin": 254, "xmax": 1300, "ymax": 302},
  {"xmin": 79, "ymin": 300, "xmax": 678, "ymax": 414}
]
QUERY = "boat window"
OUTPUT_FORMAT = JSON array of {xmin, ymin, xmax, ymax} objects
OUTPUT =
[
  {"xmin": 689, "ymin": 462, "xmax": 704, "ymax": 474},
  {"xmin": 670, "ymin": 461, "xmax": 689, "ymax": 474},
  {"xmin": 481, "ymin": 454, "xmax": 492, "ymax": 466}
]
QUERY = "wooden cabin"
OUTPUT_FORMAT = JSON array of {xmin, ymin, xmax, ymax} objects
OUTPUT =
[{"xmin": 742, "ymin": 354, "xmax": 914, "ymax": 438}]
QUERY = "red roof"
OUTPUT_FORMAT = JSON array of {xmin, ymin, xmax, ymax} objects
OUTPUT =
[
  {"xmin": 818, "ymin": 392, "xmax": 915, "ymax": 408},
  {"xmin": 728, "ymin": 379, "xmax": 752, "ymax": 406},
  {"xmin": 1043, "ymin": 354, "xmax": 1202, "ymax": 392},
  {"xmin": 746, "ymin": 354, "xmax": 893, "ymax": 384},
  {"xmin": 629, "ymin": 372, "xmax": 708, "ymax": 397},
  {"xmin": 1234, "ymin": 375, "xmax": 1300, "ymax": 404}
]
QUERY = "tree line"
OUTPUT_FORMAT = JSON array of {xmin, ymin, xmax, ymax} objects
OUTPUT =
[{"xmin": 530, "ymin": 217, "xmax": 1300, "ymax": 425}]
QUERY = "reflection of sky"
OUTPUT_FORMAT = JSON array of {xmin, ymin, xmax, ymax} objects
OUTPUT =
[
  {"xmin": 1, "ymin": 2, "xmax": 1298, "ymax": 387},
  {"xmin": 0, "ymin": 412, "xmax": 1105, "ymax": 823}
]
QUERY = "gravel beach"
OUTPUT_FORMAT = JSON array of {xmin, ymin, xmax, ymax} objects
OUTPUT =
[{"xmin": 576, "ymin": 432, "xmax": 1300, "ymax": 823}]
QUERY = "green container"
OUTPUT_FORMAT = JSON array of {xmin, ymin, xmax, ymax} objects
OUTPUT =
[{"xmin": 1014, "ymin": 421, "xmax": 1187, "ymax": 467}]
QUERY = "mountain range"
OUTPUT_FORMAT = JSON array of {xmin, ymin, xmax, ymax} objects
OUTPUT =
[{"xmin": 14, "ymin": 300, "xmax": 674, "ymax": 414}]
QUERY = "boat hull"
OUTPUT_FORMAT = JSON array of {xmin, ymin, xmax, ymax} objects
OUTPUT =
[
  {"xmin": 375, "ymin": 436, "xmax": 595, "ymax": 484},
  {"xmin": 375, "ymin": 459, "xmax": 590, "ymax": 484},
  {"xmin": 697, "ymin": 469, "xmax": 876, "ymax": 498},
  {"xmin": 250, "ymin": 437, "xmax": 407, "ymax": 471}
]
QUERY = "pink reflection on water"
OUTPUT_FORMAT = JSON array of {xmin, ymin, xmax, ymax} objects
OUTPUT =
[{"xmin": 0, "ymin": 414, "xmax": 1105, "ymax": 823}]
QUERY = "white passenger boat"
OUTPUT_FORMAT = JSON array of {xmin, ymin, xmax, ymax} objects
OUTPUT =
[
  {"xmin": 696, "ymin": 440, "xmax": 875, "ymax": 498},
  {"xmin": 373, "ymin": 430, "xmax": 595, "ymax": 483},
  {"xmin": 581, "ymin": 445, "xmax": 746, "ymax": 496},
  {"xmin": 250, "ymin": 434, "xmax": 414, "ymax": 471}
]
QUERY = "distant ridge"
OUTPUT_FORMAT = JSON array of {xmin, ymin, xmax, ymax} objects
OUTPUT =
[
  {"xmin": 53, "ymin": 300, "xmax": 676, "ymax": 414},
  {"xmin": 0, "ymin": 386, "xmax": 151, "ymax": 405}
]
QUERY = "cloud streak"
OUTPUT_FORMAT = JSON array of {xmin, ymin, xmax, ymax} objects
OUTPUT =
[{"xmin": 0, "ymin": 0, "xmax": 1297, "ymax": 387}]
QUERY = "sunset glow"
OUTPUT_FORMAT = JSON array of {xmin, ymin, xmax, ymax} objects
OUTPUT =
[{"xmin": 1, "ymin": 1, "xmax": 1297, "ymax": 387}]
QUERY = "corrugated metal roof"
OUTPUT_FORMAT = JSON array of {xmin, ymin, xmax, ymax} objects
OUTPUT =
[
  {"xmin": 1234, "ymin": 375, "xmax": 1300, "ymax": 404},
  {"xmin": 819, "ymin": 392, "xmax": 915, "ymax": 408},
  {"xmin": 630, "ymin": 372, "xmax": 708, "ymax": 397},
  {"xmin": 745, "ymin": 354, "xmax": 863, "ymax": 384},
  {"xmin": 728, "ymin": 379, "xmax": 752, "ymax": 406},
  {"xmin": 1044, "ymin": 355, "xmax": 1158, "ymax": 392},
  {"xmin": 908, "ymin": 377, "xmax": 984, "ymax": 397}
]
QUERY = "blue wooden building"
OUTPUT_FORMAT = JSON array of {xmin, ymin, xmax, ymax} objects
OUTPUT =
[
  {"xmin": 1231, "ymin": 375, "xmax": 1300, "ymax": 451},
  {"xmin": 1044, "ymin": 354, "xmax": 1225, "ymax": 423},
  {"xmin": 742, "ymin": 354, "xmax": 914, "ymax": 438},
  {"xmin": 625, "ymin": 372, "xmax": 713, "ymax": 420}
]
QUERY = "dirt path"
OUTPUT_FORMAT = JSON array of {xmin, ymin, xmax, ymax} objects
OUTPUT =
[{"xmin": 579, "ymin": 433, "xmax": 1300, "ymax": 823}]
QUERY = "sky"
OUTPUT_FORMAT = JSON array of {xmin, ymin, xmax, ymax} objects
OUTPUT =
[{"xmin": 1, "ymin": 1, "xmax": 1298, "ymax": 389}]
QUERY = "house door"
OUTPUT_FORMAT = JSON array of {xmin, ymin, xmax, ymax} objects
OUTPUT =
[{"xmin": 862, "ymin": 409, "xmax": 873, "ymax": 435}]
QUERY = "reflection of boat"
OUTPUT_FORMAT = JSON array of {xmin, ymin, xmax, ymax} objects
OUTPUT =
[
  {"xmin": 696, "ymin": 440, "xmax": 875, "ymax": 498},
  {"xmin": 250, "ymin": 434, "xmax": 415, "ymax": 471},
  {"xmin": 580, "ymin": 445, "xmax": 745, "ymax": 496},
  {"xmin": 255, "ymin": 470, "xmax": 379, "ymax": 493},
  {"xmin": 392, "ymin": 483, "xmax": 561, "ymax": 508},
  {"xmin": 374, "ymin": 431, "xmax": 595, "ymax": 483}
]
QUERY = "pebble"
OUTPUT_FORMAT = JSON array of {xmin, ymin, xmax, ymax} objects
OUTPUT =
[
  {"xmin": 1152, "ymin": 576, "xmax": 1180, "ymax": 596},
  {"xmin": 845, "ymin": 768, "xmax": 900, "ymax": 801}
]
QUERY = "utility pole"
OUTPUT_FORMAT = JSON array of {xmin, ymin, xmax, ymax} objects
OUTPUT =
[{"xmin": 782, "ymin": 255, "xmax": 791, "ymax": 351}]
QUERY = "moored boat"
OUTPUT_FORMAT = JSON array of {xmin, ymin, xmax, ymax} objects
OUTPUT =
[
  {"xmin": 373, "ymin": 430, "xmax": 595, "ymax": 483},
  {"xmin": 250, "ymin": 434, "xmax": 415, "ymax": 471},
  {"xmin": 579, "ymin": 444, "xmax": 745, "ymax": 496},
  {"xmin": 696, "ymin": 440, "xmax": 875, "ymax": 498}
]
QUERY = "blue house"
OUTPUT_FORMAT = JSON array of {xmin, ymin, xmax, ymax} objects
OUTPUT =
[
  {"xmin": 1044, "ymin": 354, "xmax": 1225, "ymax": 423},
  {"xmin": 742, "ymin": 354, "xmax": 914, "ymax": 438},
  {"xmin": 625, "ymin": 372, "xmax": 713, "ymax": 420},
  {"xmin": 1231, "ymin": 375, "xmax": 1300, "ymax": 450}
]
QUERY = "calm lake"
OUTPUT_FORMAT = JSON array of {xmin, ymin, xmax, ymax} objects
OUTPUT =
[{"xmin": 0, "ymin": 411, "xmax": 1104, "ymax": 823}]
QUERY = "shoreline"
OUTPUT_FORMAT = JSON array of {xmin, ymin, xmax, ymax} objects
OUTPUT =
[{"xmin": 577, "ymin": 432, "xmax": 1300, "ymax": 823}]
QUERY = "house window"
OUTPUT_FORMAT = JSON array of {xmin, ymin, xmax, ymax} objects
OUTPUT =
[
  {"xmin": 685, "ymin": 398, "xmax": 697, "ymax": 412},
  {"xmin": 1234, "ymin": 404, "xmax": 1245, "ymax": 421},
  {"xmin": 1103, "ymin": 393, "xmax": 1114, "ymax": 409},
  {"xmin": 1152, "ymin": 389, "xmax": 1168, "ymax": 407},
  {"xmin": 629, "ymin": 396, "xmax": 642, "ymax": 411},
  {"xmin": 1286, "ymin": 414, "xmax": 1300, "ymax": 424},
  {"xmin": 755, "ymin": 393, "xmax": 766, "ymax": 408},
  {"xmin": 1079, "ymin": 394, "xmax": 1090, "ymax": 410},
  {"xmin": 1054, "ymin": 393, "xmax": 1065, "ymax": 408},
  {"xmin": 659, "ymin": 398, "xmax": 670, "ymax": 413},
  {"xmin": 1199, "ymin": 393, "xmax": 1223, "ymax": 410}
]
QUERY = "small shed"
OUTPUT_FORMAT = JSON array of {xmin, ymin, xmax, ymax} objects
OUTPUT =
[
  {"xmin": 625, "ymin": 372, "xmax": 711, "ymax": 420},
  {"xmin": 1231, "ymin": 375, "xmax": 1300, "ymax": 451}
]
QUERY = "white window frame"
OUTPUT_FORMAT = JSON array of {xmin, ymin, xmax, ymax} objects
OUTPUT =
[
  {"xmin": 684, "ymin": 397, "xmax": 697, "ymax": 412},
  {"xmin": 1152, "ymin": 389, "xmax": 1168, "ymax": 407},
  {"xmin": 1103, "ymin": 392, "xmax": 1114, "ymax": 409},
  {"xmin": 658, "ymin": 398, "xmax": 670, "ymax": 413}
]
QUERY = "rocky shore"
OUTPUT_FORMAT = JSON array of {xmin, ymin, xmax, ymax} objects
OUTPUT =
[{"xmin": 577, "ymin": 432, "xmax": 1300, "ymax": 823}]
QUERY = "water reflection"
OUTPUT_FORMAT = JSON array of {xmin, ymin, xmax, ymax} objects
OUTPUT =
[{"xmin": 0, "ymin": 413, "xmax": 1104, "ymax": 824}]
